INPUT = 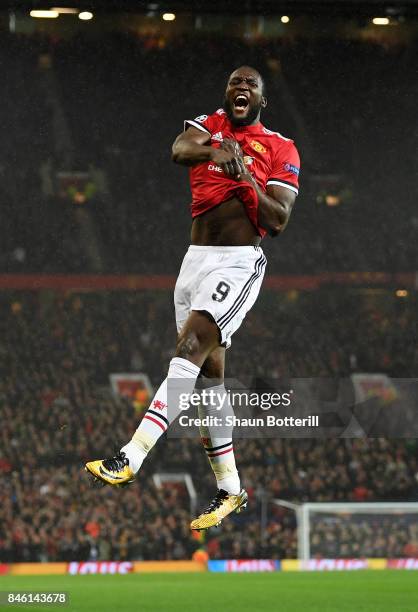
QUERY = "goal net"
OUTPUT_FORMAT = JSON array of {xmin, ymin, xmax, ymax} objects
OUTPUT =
[{"xmin": 274, "ymin": 501, "xmax": 418, "ymax": 561}]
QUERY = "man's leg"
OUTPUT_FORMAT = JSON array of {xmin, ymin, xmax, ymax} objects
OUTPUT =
[
  {"xmin": 197, "ymin": 347, "xmax": 241, "ymax": 495},
  {"xmin": 85, "ymin": 311, "xmax": 220, "ymax": 486},
  {"xmin": 190, "ymin": 347, "xmax": 247, "ymax": 530}
]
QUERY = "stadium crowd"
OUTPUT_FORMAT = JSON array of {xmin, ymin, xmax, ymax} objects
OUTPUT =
[
  {"xmin": 1, "ymin": 14, "xmax": 416, "ymax": 564},
  {"xmin": 310, "ymin": 516, "xmax": 418, "ymax": 559},
  {"xmin": 0, "ymin": 32, "xmax": 416, "ymax": 274},
  {"xmin": 1, "ymin": 289, "xmax": 417, "ymax": 561}
]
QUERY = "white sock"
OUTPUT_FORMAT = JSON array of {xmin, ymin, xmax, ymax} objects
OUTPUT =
[
  {"xmin": 198, "ymin": 383, "xmax": 241, "ymax": 495},
  {"xmin": 121, "ymin": 357, "xmax": 200, "ymax": 473}
]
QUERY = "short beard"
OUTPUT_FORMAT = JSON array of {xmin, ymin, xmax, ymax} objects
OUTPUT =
[{"xmin": 223, "ymin": 97, "xmax": 261, "ymax": 127}]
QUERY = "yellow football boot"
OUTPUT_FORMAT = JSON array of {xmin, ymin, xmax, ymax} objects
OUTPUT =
[
  {"xmin": 85, "ymin": 451, "xmax": 135, "ymax": 487},
  {"xmin": 190, "ymin": 489, "xmax": 248, "ymax": 531}
]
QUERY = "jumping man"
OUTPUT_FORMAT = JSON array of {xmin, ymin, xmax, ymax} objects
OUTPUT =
[{"xmin": 86, "ymin": 66, "xmax": 300, "ymax": 530}]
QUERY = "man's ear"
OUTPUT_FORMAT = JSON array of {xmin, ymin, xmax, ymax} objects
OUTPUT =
[{"xmin": 261, "ymin": 96, "xmax": 267, "ymax": 109}]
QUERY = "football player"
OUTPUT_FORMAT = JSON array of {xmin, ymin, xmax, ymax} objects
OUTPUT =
[{"xmin": 86, "ymin": 66, "xmax": 300, "ymax": 530}]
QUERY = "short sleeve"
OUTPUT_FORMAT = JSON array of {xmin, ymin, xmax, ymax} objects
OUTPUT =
[
  {"xmin": 184, "ymin": 112, "xmax": 217, "ymax": 136},
  {"xmin": 267, "ymin": 141, "xmax": 300, "ymax": 195}
]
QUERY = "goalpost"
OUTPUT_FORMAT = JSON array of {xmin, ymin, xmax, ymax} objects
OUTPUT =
[
  {"xmin": 274, "ymin": 500, "xmax": 418, "ymax": 561},
  {"xmin": 153, "ymin": 472, "xmax": 197, "ymax": 515}
]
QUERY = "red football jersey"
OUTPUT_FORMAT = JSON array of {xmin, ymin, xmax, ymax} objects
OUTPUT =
[{"xmin": 185, "ymin": 108, "xmax": 300, "ymax": 238}]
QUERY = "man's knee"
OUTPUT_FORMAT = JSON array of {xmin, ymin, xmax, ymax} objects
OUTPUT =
[
  {"xmin": 175, "ymin": 311, "xmax": 220, "ymax": 362},
  {"xmin": 176, "ymin": 330, "xmax": 201, "ymax": 360},
  {"xmin": 200, "ymin": 351, "xmax": 225, "ymax": 380},
  {"xmin": 200, "ymin": 362, "xmax": 221, "ymax": 379}
]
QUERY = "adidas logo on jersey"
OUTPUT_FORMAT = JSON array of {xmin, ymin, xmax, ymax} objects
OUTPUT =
[{"xmin": 212, "ymin": 132, "xmax": 223, "ymax": 142}]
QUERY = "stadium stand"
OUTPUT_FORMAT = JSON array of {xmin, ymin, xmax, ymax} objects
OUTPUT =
[
  {"xmin": 0, "ymin": 21, "xmax": 416, "ymax": 566},
  {"xmin": 0, "ymin": 33, "xmax": 416, "ymax": 273},
  {"xmin": 1, "ymin": 289, "xmax": 417, "ymax": 561}
]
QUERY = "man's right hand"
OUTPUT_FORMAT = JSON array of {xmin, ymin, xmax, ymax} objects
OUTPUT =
[
  {"xmin": 210, "ymin": 144, "xmax": 243, "ymax": 178},
  {"xmin": 172, "ymin": 128, "xmax": 245, "ymax": 177}
]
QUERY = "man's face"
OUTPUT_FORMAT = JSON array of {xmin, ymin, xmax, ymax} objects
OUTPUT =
[{"xmin": 223, "ymin": 68, "xmax": 266, "ymax": 127}]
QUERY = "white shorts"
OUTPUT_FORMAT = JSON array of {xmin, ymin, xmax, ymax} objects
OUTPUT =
[{"xmin": 174, "ymin": 245, "xmax": 267, "ymax": 348}]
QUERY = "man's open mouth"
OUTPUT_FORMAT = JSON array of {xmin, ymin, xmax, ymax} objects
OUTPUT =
[{"xmin": 233, "ymin": 95, "xmax": 249, "ymax": 112}]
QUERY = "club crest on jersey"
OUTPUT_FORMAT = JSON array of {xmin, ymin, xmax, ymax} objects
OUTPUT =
[
  {"xmin": 250, "ymin": 140, "xmax": 267, "ymax": 154},
  {"xmin": 244, "ymin": 156, "xmax": 254, "ymax": 166},
  {"xmin": 212, "ymin": 132, "xmax": 223, "ymax": 142}
]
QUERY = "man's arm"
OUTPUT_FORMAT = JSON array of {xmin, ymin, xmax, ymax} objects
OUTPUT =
[
  {"xmin": 254, "ymin": 182, "xmax": 296, "ymax": 236},
  {"xmin": 237, "ymin": 171, "xmax": 295, "ymax": 236},
  {"xmin": 172, "ymin": 127, "xmax": 242, "ymax": 176}
]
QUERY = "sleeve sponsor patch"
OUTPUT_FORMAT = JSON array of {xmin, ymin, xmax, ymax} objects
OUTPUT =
[
  {"xmin": 284, "ymin": 163, "xmax": 300, "ymax": 177},
  {"xmin": 194, "ymin": 114, "xmax": 208, "ymax": 123}
]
